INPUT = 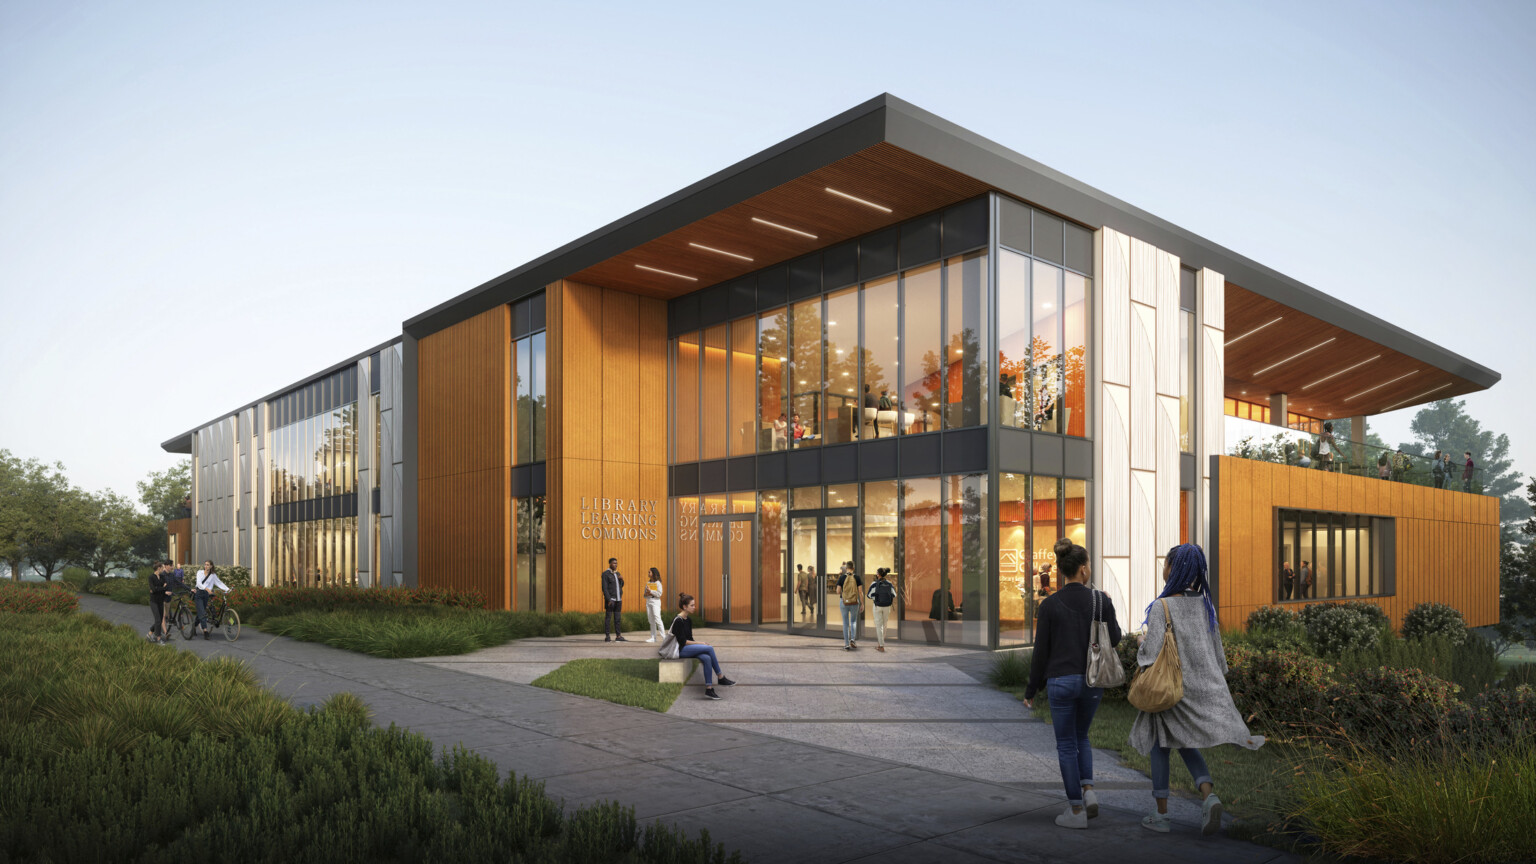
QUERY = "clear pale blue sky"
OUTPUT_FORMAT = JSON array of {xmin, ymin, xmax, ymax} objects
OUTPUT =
[{"xmin": 3, "ymin": 0, "xmax": 1532, "ymax": 504}]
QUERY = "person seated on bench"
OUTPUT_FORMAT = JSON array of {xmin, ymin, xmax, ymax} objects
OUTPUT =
[{"xmin": 671, "ymin": 593, "xmax": 736, "ymax": 700}]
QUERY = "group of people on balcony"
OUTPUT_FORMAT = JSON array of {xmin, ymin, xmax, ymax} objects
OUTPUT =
[{"xmin": 1309, "ymin": 422, "xmax": 1475, "ymax": 491}]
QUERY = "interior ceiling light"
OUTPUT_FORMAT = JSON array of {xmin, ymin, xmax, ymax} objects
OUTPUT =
[
  {"xmin": 1252, "ymin": 337, "xmax": 1336, "ymax": 377},
  {"xmin": 1302, "ymin": 354, "xmax": 1381, "ymax": 390},
  {"xmin": 1379, "ymin": 383, "xmax": 1452, "ymax": 413},
  {"xmin": 634, "ymin": 264, "xmax": 697, "ymax": 282},
  {"xmin": 1345, "ymin": 369, "xmax": 1418, "ymax": 402},
  {"xmin": 825, "ymin": 187, "xmax": 892, "ymax": 213},
  {"xmin": 752, "ymin": 216, "xmax": 817, "ymax": 239},
  {"xmin": 688, "ymin": 242, "xmax": 753, "ymax": 262},
  {"xmin": 1224, "ymin": 316, "xmax": 1284, "ymax": 348}
]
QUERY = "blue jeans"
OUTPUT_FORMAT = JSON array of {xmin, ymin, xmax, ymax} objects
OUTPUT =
[
  {"xmin": 680, "ymin": 644, "xmax": 721, "ymax": 685},
  {"xmin": 194, "ymin": 590, "xmax": 211, "ymax": 631},
  {"xmin": 840, "ymin": 602, "xmax": 859, "ymax": 645},
  {"xmin": 1046, "ymin": 674, "xmax": 1103, "ymax": 806},
  {"xmin": 1150, "ymin": 747, "xmax": 1211, "ymax": 799}
]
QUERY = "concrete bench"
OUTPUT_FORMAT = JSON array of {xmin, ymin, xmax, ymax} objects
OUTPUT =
[{"xmin": 658, "ymin": 658, "xmax": 694, "ymax": 683}]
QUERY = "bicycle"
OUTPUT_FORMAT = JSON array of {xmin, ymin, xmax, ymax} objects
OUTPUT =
[
  {"xmin": 174, "ymin": 587, "xmax": 241, "ymax": 641},
  {"xmin": 169, "ymin": 585, "xmax": 197, "ymax": 641}
]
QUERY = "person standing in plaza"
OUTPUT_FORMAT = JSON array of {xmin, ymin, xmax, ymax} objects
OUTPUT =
[
  {"xmin": 867, "ymin": 567, "xmax": 896, "ymax": 652},
  {"xmin": 601, "ymin": 557, "xmax": 626, "ymax": 642},
  {"xmin": 147, "ymin": 560, "xmax": 174, "ymax": 644},
  {"xmin": 1132, "ymin": 544, "xmax": 1264, "ymax": 836},
  {"xmin": 836, "ymin": 561, "xmax": 863, "ymax": 650},
  {"xmin": 1024, "ymin": 537, "xmax": 1121, "ymax": 829},
  {"xmin": 643, "ymin": 567, "xmax": 665, "ymax": 643}
]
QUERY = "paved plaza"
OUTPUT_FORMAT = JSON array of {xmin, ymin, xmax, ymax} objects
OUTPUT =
[{"xmin": 78, "ymin": 594, "xmax": 1297, "ymax": 864}]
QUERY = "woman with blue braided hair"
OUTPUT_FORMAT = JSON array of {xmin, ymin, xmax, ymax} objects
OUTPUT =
[{"xmin": 1129, "ymin": 543, "xmax": 1263, "ymax": 836}]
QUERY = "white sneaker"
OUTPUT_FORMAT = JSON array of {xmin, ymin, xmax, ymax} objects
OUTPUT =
[
  {"xmin": 1200, "ymin": 794, "xmax": 1223, "ymax": 835},
  {"xmin": 644, "ymin": 637, "xmax": 656, "ymax": 643},
  {"xmin": 1142, "ymin": 813, "xmax": 1171, "ymax": 833},
  {"xmin": 1082, "ymin": 788, "xmax": 1099, "ymax": 818},
  {"xmin": 1054, "ymin": 804, "xmax": 1087, "ymax": 829}
]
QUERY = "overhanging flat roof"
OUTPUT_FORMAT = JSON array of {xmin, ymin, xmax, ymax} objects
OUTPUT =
[{"xmin": 404, "ymin": 94, "xmax": 1498, "ymax": 417}]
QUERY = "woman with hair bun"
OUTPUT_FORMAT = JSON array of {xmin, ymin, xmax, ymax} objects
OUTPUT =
[
  {"xmin": 670, "ymin": 593, "xmax": 736, "ymax": 700},
  {"xmin": 1131, "ymin": 544, "xmax": 1263, "ymax": 836},
  {"xmin": 1024, "ymin": 537, "xmax": 1121, "ymax": 830}
]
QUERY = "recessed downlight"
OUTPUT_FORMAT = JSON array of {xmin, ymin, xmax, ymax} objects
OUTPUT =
[
  {"xmin": 824, "ymin": 187, "xmax": 892, "ymax": 213},
  {"xmin": 752, "ymin": 217, "xmax": 818, "ymax": 239},
  {"xmin": 634, "ymin": 264, "xmax": 697, "ymax": 282}
]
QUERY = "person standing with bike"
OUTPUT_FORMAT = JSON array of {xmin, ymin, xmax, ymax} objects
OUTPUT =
[
  {"xmin": 148, "ymin": 560, "xmax": 174, "ymax": 644},
  {"xmin": 193, "ymin": 560, "xmax": 231, "ymax": 641}
]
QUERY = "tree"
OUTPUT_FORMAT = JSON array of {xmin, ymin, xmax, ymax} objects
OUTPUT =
[
  {"xmin": 1400, "ymin": 399, "xmax": 1529, "ymax": 542},
  {"xmin": 0, "ymin": 450, "xmax": 25, "ymax": 580},
  {"xmin": 12, "ymin": 459, "xmax": 92, "ymax": 581},
  {"xmin": 137, "ymin": 460, "xmax": 191, "ymax": 523},
  {"xmin": 75, "ymin": 491, "xmax": 164, "ymax": 578},
  {"xmin": 1494, "ymin": 478, "xmax": 1536, "ymax": 651}
]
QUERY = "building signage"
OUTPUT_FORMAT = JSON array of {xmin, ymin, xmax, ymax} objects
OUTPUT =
[{"xmin": 579, "ymin": 497, "xmax": 660, "ymax": 541}]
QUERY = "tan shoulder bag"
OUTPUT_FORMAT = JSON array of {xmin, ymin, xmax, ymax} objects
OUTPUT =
[{"xmin": 1128, "ymin": 599, "xmax": 1184, "ymax": 713}]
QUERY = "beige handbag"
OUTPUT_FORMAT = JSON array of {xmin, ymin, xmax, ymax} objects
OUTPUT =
[{"xmin": 1128, "ymin": 599, "xmax": 1184, "ymax": 713}]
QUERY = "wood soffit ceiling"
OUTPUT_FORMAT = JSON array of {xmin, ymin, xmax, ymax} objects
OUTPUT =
[
  {"xmin": 567, "ymin": 143, "xmax": 990, "ymax": 298},
  {"xmin": 1223, "ymin": 283, "xmax": 1484, "ymax": 420}
]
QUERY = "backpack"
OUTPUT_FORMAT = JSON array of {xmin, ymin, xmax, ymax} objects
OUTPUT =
[
  {"xmin": 870, "ymin": 579, "xmax": 895, "ymax": 608},
  {"xmin": 839, "ymin": 574, "xmax": 862, "ymax": 605}
]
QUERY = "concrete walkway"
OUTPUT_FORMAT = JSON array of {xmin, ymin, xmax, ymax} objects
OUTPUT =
[{"xmin": 79, "ymin": 595, "xmax": 1297, "ymax": 864}]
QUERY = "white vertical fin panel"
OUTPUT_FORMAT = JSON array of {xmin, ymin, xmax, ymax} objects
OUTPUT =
[
  {"xmin": 1131, "ymin": 468, "xmax": 1157, "ymax": 621},
  {"xmin": 1130, "ymin": 302, "xmax": 1156, "ymax": 471},
  {"xmin": 1101, "ymin": 382, "xmax": 1131, "ymax": 557},
  {"xmin": 1155, "ymin": 250, "xmax": 1180, "ymax": 397},
  {"xmin": 1198, "ymin": 268, "xmax": 1226, "ymax": 552},
  {"xmin": 1101, "ymin": 557, "xmax": 1131, "ymax": 632},
  {"xmin": 1102, "ymin": 228, "xmax": 1131, "ymax": 387},
  {"xmin": 1129, "ymin": 237, "xmax": 1157, "ymax": 307}
]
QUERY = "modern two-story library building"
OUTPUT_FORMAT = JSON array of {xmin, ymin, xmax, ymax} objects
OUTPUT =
[{"xmin": 163, "ymin": 95, "xmax": 1503, "ymax": 645}]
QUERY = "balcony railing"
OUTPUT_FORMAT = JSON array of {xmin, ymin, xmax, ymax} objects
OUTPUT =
[{"xmin": 1226, "ymin": 417, "xmax": 1485, "ymax": 495}]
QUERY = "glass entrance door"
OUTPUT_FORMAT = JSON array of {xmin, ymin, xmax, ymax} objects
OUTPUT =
[
  {"xmin": 700, "ymin": 514, "xmax": 756, "ymax": 627},
  {"xmin": 788, "ymin": 509, "xmax": 857, "ymax": 637}
]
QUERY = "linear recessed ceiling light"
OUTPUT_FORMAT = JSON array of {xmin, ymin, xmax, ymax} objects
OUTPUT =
[
  {"xmin": 1252, "ymin": 337, "xmax": 1336, "ymax": 377},
  {"xmin": 825, "ymin": 187, "xmax": 892, "ymax": 213},
  {"xmin": 688, "ymin": 242, "xmax": 753, "ymax": 262},
  {"xmin": 1379, "ymin": 383, "xmax": 1452, "ymax": 413},
  {"xmin": 634, "ymin": 264, "xmax": 697, "ymax": 282},
  {"xmin": 1302, "ymin": 354, "xmax": 1381, "ymax": 390},
  {"xmin": 1344, "ymin": 369, "xmax": 1418, "ymax": 402},
  {"xmin": 1225, "ymin": 316, "xmax": 1284, "ymax": 348},
  {"xmin": 752, "ymin": 216, "xmax": 818, "ymax": 239}
]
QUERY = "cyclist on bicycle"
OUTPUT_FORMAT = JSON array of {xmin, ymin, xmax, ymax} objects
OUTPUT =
[{"xmin": 193, "ymin": 560, "xmax": 232, "ymax": 640}]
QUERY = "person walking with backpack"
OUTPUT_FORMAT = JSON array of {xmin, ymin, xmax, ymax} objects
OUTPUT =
[
  {"xmin": 1131, "ymin": 544, "xmax": 1263, "ymax": 836},
  {"xmin": 835, "ymin": 562, "xmax": 863, "ymax": 650},
  {"xmin": 866, "ymin": 568, "xmax": 896, "ymax": 652},
  {"xmin": 1024, "ymin": 538, "xmax": 1121, "ymax": 829}
]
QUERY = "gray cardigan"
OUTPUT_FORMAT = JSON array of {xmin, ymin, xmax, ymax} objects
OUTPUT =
[{"xmin": 1128, "ymin": 594, "xmax": 1265, "ymax": 754}]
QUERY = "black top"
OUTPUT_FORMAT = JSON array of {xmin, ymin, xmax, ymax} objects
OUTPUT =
[
  {"xmin": 670, "ymin": 615, "xmax": 695, "ymax": 646},
  {"xmin": 148, "ymin": 571, "xmax": 170, "ymax": 599},
  {"xmin": 1024, "ymin": 583, "xmax": 1122, "ymax": 699}
]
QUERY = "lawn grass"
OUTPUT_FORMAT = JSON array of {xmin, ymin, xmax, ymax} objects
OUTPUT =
[{"xmin": 532, "ymin": 658, "xmax": 695, "ymax": 713}]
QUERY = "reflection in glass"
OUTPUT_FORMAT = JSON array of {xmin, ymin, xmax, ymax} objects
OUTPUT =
[
  {"xmin": 790, "ymin": 298, "xmax": 822, "ymax": 446},
  {"xmin": 1032, "ymin": 260, "xmax": 1062, "ymax": 434},
  {"xmin": 945, "ymin": 473, "xmax": 989, "ymax": 646},
  {"xmin": 944, "ymin": 252, "xmax": 989, "ymax": 430},
  {"xmin": 998, "ymin": 250, "xmax": 1031, "ymax": 428},
  {"xmin": 1179, "ymin": 309, "xmax": 1194, "ymax": 452},
  {"xmin": 823, "ymin": 287, "xmax": 859, "ymax": 444},
  {"xmin": 900, "ymin": 477, "xmax": 942, "ymax": 643},
  {"xmin": 530, "ymin": 332, "xmax": 546, "ymax": 463},
  {"xmin": 673, "ymin": 333, "xmax": 700, "ymax": 463},
  {"xmin": 757, "ymin": 309, "xmax": 789, "ymax": 452},
  {"xmin": 730, "ymin": 318, "xmax": 757, "ymax": 457},
  {"xmin": 703, "ymin": 323, "xmax": 728, "ymax": 461},
  {"xmin": 759, "ymin": 489, "xmax": 787, "ymax": 624},
  {"xmin": 862, "ymin": 275, "xmax": 899, "ymax": 439},
  {"xmin": 1063, "ymin": 272, "xmax": 1088, "ymax": 438},
  {"xmin": 998, "ymin": 473, "xmax": 1032, "ymax": 647},
  {"xmin": 902, "ymin": 263, "xmax": 942, "ymax": 435},
  {"xmin": 863, "ymin": 480, "xmax": 899, "ymax": 633}
]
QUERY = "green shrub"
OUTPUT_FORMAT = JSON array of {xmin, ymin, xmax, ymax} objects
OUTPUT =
[
  {"xmin": 0, "ymin": 580, "xmax": 79, "ymax": 614},
  {"xmin": 1401, "ymin": 601, "xmax": 1468, "ymax": 645},
  {"xmin": 1289, "ymin": 739, "xmax": 1536, "ymax": 864},
  {"xmin": 987, "ymin": 650, "xmax": 1031, "ymax": 688},
  {"xmin": 1322, "ymin": 666, "xmax": 1461, "ymax": 753},
  {"xmin": 230, "ymin": 584, "xmax": 489, "ymax": 615},
  {"xmin": 1500, "ymin": 662, "xmax": 1536, "ymax": 690},
  {"xmin": 1298, "ymin": 600, "xmax": 1388, "ymax": 631},
  {"xmin": 0, "ymin": 611, "xmax": 742, "ymax": 863},
  {"xmin": 1304, "ymin": 603, "xmax": 1383, "ymax": 656},
  {"xmin": 59, "ymin": 566, "xmax": 92, "ymax": 590},
  {"xmin": 1225, "ymin": 644, "xmax": 1333, "ymax": 734},
  {"xmin": 1448, "ymin": 684, "xmax": 1536, "ymax": 754},
  {"xmin": 1246, "ymin": 605, "xmax": 1299, "ymax": 633},
  {"xmin": 1100, "ymin": 632, "xmax": 1141, "ymax": 700},
  {"xmin": 1335, "ymin": 632, "xmax": 1501, "ymax": 698}
]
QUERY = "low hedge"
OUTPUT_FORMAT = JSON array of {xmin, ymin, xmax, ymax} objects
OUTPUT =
[
  {"xmin": 0, "ymin": 611, "xmax": 740, "ymax": 863},
  {"xmin": 231, "ymin": 585, "xmax": 490, "ymax": 617},
  {"xmin": 0, "ymin": 580, "xmax": 79, "ymax": 614},
  {"xmin": 1401, "ymin": 601, "xmax": 1468, "ymax": 645},
  {"xmin": 1225, "ymin": 644, "xmax": 1334, "ymax": 734},
  {"xmin": 1334, "ymin": 632, "xmax": 1501, "ymax": 697},
  {"xmin": 258, "ymin": 606, "xmax": 668, "ymax": 658}
]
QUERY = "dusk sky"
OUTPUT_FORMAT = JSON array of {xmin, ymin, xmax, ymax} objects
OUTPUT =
[{"xmin": 3, "ymin": 0, "xmax": 1532, "ymax": 505}]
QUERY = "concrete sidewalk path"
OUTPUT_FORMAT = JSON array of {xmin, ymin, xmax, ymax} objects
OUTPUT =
[{"xmin": 79, "ymin": 595, "xmax": 1297, "ymax": 864}]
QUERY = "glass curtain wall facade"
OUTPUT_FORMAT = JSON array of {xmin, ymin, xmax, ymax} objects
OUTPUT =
[
  {"xmin": 269, "ymin": 367, "xmax": 359, "ymax": 587},
  {"xmin": 510, "ymin": 293, "xmax": 550, "ymax": 610},
  {"xmin": 666, "ymin": 194, "xmax": 1095, "ymax": 648}
]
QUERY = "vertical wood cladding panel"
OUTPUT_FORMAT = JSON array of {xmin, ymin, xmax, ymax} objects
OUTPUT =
[
  {"xmin": 1215, "ymin": 456, "xmax": 1500, "ymax": 631},
  {"xmin": 417, "ymin": 305, "xmax": 511, "ymax": 609},
  {"xmin": 549, "ymin": 280, "xmax": 670, "ymax": 618}
]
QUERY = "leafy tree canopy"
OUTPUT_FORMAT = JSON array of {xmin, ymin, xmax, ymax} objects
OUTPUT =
[
  {"xmin": 1400, "ymin": 399, "xmax": 1529, "ymax": 542},
  {"xmin": 138, "ymin": 459, "xmax": 191, "ymax": 522}
]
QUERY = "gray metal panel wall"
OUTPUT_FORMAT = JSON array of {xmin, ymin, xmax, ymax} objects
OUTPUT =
[
  {"xmin": 356, "ymin": 356, "xmax": 374, "ymax": 588},
  {"xmin": 193, "ymin": 416, "xmax": 237, "ymax": 566}
]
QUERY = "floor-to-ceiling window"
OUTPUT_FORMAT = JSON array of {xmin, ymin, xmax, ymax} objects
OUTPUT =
[{"xmin": 268, "ymin": 366, "xmax": 359, "ymax": 588}]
